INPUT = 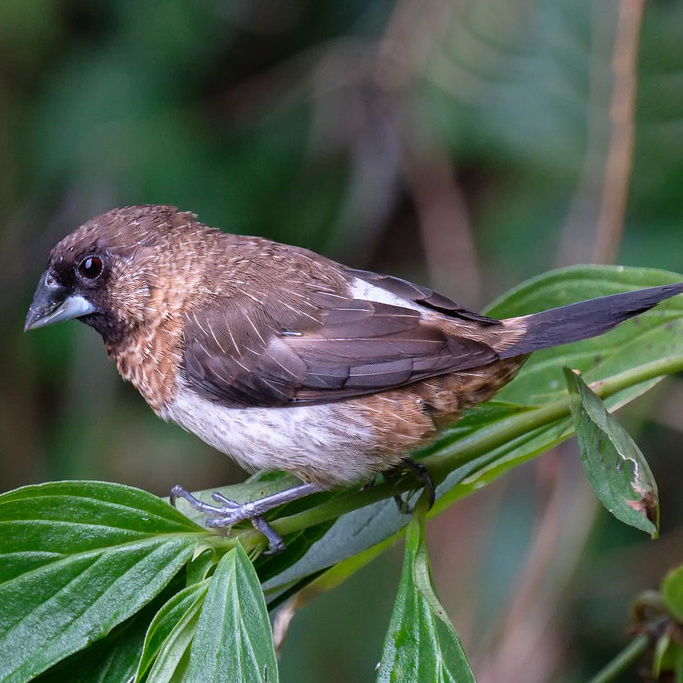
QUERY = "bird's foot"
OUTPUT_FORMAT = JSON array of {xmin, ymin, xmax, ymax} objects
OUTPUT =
[
  {"xmin": 207, "ymin": 491, "xmax": 286, "ymax": 554},
  {"xmin": 170, "ymin": 482, "xmax": 321, "ymax": 554},
  {"xmin": 391, "ymin": 458, "xmax": 436, "ymax": 514}
]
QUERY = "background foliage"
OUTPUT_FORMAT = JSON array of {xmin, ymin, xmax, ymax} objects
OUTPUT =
[{"xmin": 1, "ymin": 0, "xmax": 682, "ymax": 680}]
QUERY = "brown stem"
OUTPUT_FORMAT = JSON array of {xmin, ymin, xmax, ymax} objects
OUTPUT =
[{"xmin": 593, "ymin": 0, "xmax": 646, "ymax": 264}]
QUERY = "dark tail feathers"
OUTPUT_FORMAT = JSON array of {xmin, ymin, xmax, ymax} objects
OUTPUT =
[{"xmin": 499, "ymin": 282, "xmax": 683, "ymax": 358}]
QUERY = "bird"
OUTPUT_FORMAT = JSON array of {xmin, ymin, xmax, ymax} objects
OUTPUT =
[{"xmin": 25, "ymin": 204, "xmax": 683, "ymax": 551}]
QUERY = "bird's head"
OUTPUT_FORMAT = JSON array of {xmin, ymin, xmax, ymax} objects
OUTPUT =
[{"xmin": 25, "ymin": 205, "xmax": 201, "ymax": 345}]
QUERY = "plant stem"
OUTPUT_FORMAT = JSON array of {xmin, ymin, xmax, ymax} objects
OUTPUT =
[{"xmin": 587, "ymin": 634, "xmax": 649, "ymax": 683}]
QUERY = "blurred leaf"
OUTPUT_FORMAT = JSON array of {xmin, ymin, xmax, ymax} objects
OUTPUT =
[
  {"xmin": 136, "ymin": 581, "xmax": 208, "ymax": 682},
  {"xmin": 651, "ymin": 632, "xmax": 683, "ymax": 682},
  {"xmin": 377, "ymin": 496, "xmax": 474, "ymax": 682},
  {"xmin": 186, "ymin": 543, "xmax": 278, "ymax": 683},
  {"xmin": 0, "ymin": 0, "xmax": 61, "ymax": 70},
  {"xmin": 652, "ymin": 632, "xmax": 671, "ymax": 679},
  {"xmin": 423, "ymin": 0, "xmax": 593, "ymax": 165},
  {"xmin": 0, "ymin": 481, "xmax": 204, "ymax": 681},
  {"xmin": 662, "ymin": 565, "xmax": 683, "ymax": 623},
  {"xmin": 565, "ymin": 368, "xmax": 658, "ymax": 538}
]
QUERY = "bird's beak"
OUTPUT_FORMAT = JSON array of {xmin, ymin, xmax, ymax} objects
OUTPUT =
[{"xmin": 24, "ymin": 271, "xmax": 96, "ymax": 331}]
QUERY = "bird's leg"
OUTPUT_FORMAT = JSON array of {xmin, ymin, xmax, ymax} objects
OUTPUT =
[
  {"xmin": 390, "ymin": 457, "xmax": 436, "ymax": 514},
  {"xmin": 170, "ymin": 482, "xmax": 321, "ymax": 553},
  {"xmin": 248, "ymin": 515, "xmax": 287, "ymax": 555},
  {"xmin": 402, "ymin": 458, "xmax": 436, "ymax": 508}
]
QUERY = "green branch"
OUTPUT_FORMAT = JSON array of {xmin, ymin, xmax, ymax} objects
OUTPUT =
[{"xmin": 587, "ymin": 635, "xmax": 650, "ymax": 683}]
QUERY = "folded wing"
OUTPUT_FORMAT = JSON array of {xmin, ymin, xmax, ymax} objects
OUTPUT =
[{"xmin": 182, "ymin": 287, "xmax": 500, "ymax": 407}]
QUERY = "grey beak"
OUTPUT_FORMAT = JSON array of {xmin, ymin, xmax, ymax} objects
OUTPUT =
[{"xmin": 24, "ymin": 271, "xmax": 96, "ymax": 331}]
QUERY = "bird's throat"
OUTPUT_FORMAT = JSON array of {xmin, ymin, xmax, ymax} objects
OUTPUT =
[{"xmin": 106, "ymin": 317, "xmax": 185, "ymax": 414}]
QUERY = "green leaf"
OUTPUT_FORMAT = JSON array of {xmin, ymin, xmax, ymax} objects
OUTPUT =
[
  {"xmin": 652, "ymin": 632, "xmax": 671, "ymax": 679},
  {"xmin": 138, "ymin": 581, "xmax": 209, "ymax": 682},
  {"xmin": 35, "ymin": 611, "xmax": 146, "ymax": 683},
  {"xmin": 662, "ymin": 565, "xmax": 683, "ymax": 623},
  {"xmin": 565, "ymin": 368, "xmax": 659, "ymax": 538},
  {"xmin": 35, "ymin": 582, "xmax": 181, "ymax": 683},
  {"xmin": 0, "ymin": 481, "xmax": 205, "ymax": 681},
  {"xmin": 185, "ymin": 548, "xmax": 219, "ymax": 586},
  {"xmin": 186, "ymin": 543, "xmax": 278, "ymax": 683},
  {"xmin": 650, "ymin": 632, "xmax": 683, "ymax": 682},
  {"xmin": 377, "ymin": 496, "xmax": 474, "ymax": 683}
]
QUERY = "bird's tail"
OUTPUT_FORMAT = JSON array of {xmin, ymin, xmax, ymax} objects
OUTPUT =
[{"xmin": 498, "ymin": 282, "xmax": 683, "ymax": 359}]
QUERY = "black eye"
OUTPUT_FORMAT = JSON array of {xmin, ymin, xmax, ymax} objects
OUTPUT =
[{"xmin": 78, "ymin": 256, "xmax": 103, "ymax": 280}]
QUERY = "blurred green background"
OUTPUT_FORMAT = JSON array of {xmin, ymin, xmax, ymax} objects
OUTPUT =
[{"xmin": 2, "ymin": 0, "xmax": 682, "ymax": 680}]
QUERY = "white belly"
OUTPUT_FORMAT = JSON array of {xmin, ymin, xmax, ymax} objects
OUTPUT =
[{"xmin": 160, "ymin": 384, "xmax": 380, "ymax": 487}]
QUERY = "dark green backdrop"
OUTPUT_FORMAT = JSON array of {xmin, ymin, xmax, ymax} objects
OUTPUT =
[{"xmin": 1, "ymin": 1, "xmax": 682, "ymax": 680}]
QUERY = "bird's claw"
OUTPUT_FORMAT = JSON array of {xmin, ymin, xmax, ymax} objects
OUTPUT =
[
  {"xmin": 170, "ymin": 484, "xmax": 286, "ymax": 554},
  {"xmin": 389, "ymin": 458, "xmax": 436, "ymax": 515}
]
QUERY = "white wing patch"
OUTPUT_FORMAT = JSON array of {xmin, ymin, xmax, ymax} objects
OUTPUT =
[{"xmin": 349, "ymin": 277, "xmax": 438, "ymax": 318}]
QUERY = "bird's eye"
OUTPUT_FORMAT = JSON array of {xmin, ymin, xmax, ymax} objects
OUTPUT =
[{"xmin": 78, "ymin": 256, "xmax": 103, "ymax": 280}]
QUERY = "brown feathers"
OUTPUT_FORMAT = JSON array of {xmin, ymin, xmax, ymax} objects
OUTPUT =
[{"xmin": 26, "ymin": 204, "xmax": 683, "ymax": 487}]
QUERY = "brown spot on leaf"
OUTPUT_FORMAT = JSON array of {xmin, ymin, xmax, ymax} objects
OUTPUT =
[{"xmin": 626, "ymin": 490, "xmax": 658, "ymax": 525}]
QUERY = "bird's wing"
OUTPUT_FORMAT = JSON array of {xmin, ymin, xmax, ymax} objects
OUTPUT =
[
  {"xmin": 344, "ymin": 267, "xmax": 502, "ymax": 325},
  {"xmin": 181, "ymin": 289, "xmax": 500, "ymax": 407}
]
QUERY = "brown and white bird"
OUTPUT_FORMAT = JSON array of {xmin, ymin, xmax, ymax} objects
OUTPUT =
[{"xmin": 25, "ymin": 205, "xmax": 683, "ymax": 550}]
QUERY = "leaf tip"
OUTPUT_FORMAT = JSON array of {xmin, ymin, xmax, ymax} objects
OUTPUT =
[{"xmin": 626, "ymin": 490, "xmax": 659, "ymax": 538}]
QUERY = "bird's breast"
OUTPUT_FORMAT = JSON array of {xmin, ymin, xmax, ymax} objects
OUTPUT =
[
  {"xmin": 108, "ymin": 318, "xmax": 184, "ymax": 413},
  {"xmin": 159, "ymin": 383, "xmax": 386, "ymax": 487}
]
